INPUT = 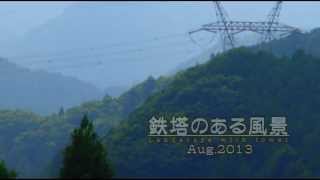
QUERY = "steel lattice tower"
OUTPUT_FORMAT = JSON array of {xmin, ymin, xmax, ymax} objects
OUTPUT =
[{"xmin": 189, "ymin": 1, "xmax": 300, "ymax": 51}]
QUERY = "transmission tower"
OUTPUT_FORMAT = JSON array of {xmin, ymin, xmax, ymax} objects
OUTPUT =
[
  {"xmin": 263, "ymin": 1, "xmax": 283, "ymax": 42},
  {"xmin": 189, "ymin": 1, "xmax": 300, "ymax": 51},
  {"xmin": 214, "ymin": 1, "xmax": 235, "ymax": 50}
]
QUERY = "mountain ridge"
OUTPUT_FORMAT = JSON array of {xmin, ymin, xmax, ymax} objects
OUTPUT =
[{"xmin": 0, "ymin": 57, "xmax": 103, "ymax": 115}]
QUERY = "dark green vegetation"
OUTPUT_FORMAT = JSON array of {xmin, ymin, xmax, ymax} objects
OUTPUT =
[
  {"xmin": 0, "ymin": 75, "xmax": 171, "ymax": 177},
  {"xmin": 0, "ymin": 160, "xmax": 17, "ymax": 178},
  {"xmin": 254, "ymin": 28, "xmax": 320, "ymax": 58},
  {"xmin": 60, "ymin": 115, "xmax": 113, "ymax": 178},
  {"xmin": 105, "ymin": 48, "xmax": 320, "ymax": 177},
  {"xmin": 1, "ymin": 28, "xmax": 320, "ymax": 177}
]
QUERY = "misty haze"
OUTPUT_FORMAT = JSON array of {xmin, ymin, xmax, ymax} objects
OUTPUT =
[{"xmin": 0, "ymin": 1, "xmax": 320, "ymax": 178}]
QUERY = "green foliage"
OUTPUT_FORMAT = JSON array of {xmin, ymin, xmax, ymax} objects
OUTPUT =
[
  {"xmin": 253, "ymin": 28, "xmax": 320, "ymax": 58},
  {"xmin": 4, "ymin": 27, "xmax": 320, "ymax": 177},
  {"xmin": 60, "ymin": 115, "xmax": 114, "ymax": 178},
  {"xmin": 0, "ymin": 73, "xmax": 170, "ymax": 177},
  {"xmin": 0, "ymin": 160, "xmax": 17, "ymax": 178},
  {"xmin": 106, "ymin": 47, "xmax": 320, "ymax": 177}
]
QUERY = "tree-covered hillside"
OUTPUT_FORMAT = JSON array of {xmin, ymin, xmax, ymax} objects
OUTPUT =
[
  {"xmin": 0, "ymin": 75, "xmax": 171, "ymax": 177},
  {"xmin": 175, "ymin": 27, "xmax": 320, "ymax": 73},
  {"xmin": 2, "ymin": 27, "xmax": 320, "ymax": 178},
  {"xmin": 105, "ymin": 48, "xmax": 320, "ymax": 177},
  {"xmin": 254, "ymin": 28, "xmax": 320, "ymax": 58}
]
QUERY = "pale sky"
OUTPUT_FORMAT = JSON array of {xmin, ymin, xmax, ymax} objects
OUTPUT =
[
  {"xmin": 1, "ymin": 1, "xmax": 320, "ymax": 90},
  {"xmin": 0, "ymin": 1, "xmax": 319, "ymax": 39},
  {"xmin": 0, "ymin": 2, "xmax": 72, "ymax": 39}
]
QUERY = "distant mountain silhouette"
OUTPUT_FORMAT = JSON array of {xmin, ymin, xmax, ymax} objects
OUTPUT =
[
  {"xmin": 1, "ymin": 2, "xmax": 215, "ymax": 90},
  {"xmin": 0, "ymin": 58, "xmax": 103, "ymax": 115}
]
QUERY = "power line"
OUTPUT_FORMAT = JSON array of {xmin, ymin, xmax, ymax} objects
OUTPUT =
[
  {"xmin": 7, "ymin": 32, "xmax": 191, "ymax": 60},
  {"xmin": 30, "ymin": 43, "xmax": 200, "ymax": 71},
  {"xmin": 14, "ymin": 34, "xmax": 211, "ymax": 67},
  {"xmin": 46, "ymin": 50, "xmax": 195, "ymax": 71}
]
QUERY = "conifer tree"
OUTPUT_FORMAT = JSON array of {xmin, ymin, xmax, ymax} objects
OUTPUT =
[{"xmin": 60, "ymin": 114, "xmax": 114, "ymax": 178}]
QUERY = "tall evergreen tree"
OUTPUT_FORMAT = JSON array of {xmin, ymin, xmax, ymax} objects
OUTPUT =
[
  {"xmin": 0, "ymin": 160, "xmax": 17, "ymax": 178},
  {"xmin": 58, "ymin": 106, "xmax": 65, "ymax": 117},
  {"xmin": 60, "ymin": 114, "xmax": 114, "ymax": 178}
]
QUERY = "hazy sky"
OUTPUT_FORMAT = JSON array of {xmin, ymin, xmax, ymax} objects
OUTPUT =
[
  {"xmin": 0, "ymin": 1, "xmax": 72, "ymax": 39},
  {"xmin": 219, "ymin": 1, "xmax": 320, "ymax": 31},
  {"xmin": 0, "ymin": 1, "xmax": 319, "ymax": 37},
  {"xmin": 1, "ymin": 1, "xmax": 320, "ymax": 90}
]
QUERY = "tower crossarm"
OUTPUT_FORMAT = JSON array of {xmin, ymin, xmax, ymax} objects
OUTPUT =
[
  {"xmin": 200, "ymin": 21, "xmax": 298, "ymax": 34},
  {"xmin": 188, "ymin": 1, "xmax": 300, "ymax": 51}
]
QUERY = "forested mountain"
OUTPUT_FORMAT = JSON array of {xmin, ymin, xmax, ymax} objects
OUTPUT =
[
  {"xmin": 105, "ymin": 48, "xmax": 320, "ymax": 177},
  {"xmin": 1, "ymin": 27, "xmax": 320, "ymax": 177},
  {"xmin": 0, "ymin": 75, "xmax": 171, "ymax": 177},
  {"xmin": 252, "ymin": 28, "xmax": 320, "ymax": 58},
  {"xmin": 0, "ymin": 58, "xmax": 102, "ymax": 115},
  {"xmin": 173, "ymin": 27, "xmax": 320, "ymax": 74}
]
